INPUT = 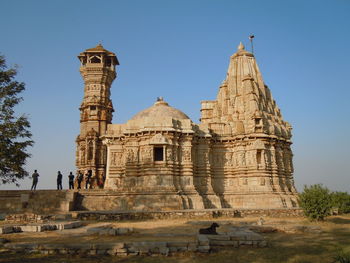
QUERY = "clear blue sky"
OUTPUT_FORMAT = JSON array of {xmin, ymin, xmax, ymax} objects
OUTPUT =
[{"xmin": 1, "ymin": 0, "xmax": 349, "ymax": 192}]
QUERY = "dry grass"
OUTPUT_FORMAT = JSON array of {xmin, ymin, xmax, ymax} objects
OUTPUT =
[{"xmin": 0, "ymin": 215, "xmax": 349, "ymax": 263}]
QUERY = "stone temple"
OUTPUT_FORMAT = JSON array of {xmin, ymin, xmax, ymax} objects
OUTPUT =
[{"xmin": 75, "ymin": 42, "xmax": 298, "ymax": 211}]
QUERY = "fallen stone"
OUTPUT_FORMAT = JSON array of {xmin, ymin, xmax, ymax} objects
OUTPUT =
[
  {"xmin": 244, "ymin": 232, "xmax": 264, "ymax": 241},
  {"xmin": 0, "ymin": 238, "xmax": 9, "ymax": 244},
  {"xmin": 167, "ymin": 241, "xmax": 189, "ymax": 247},
  {"xmin": 116, "ymin": 227, "xmax": 133, "ymax": 235},
  {"xmin": 197, "ymin": 245, "xmax": 210, "ymax": 253},
  {"xmin": 258, "ymin": 240, "xmax": 268, "ymax": 247},
  {"xmin": 210, "ymin": 240, "xmax": 235, "ymax": 246},
  {"xmin": 20, "ymin": 225, "xmax": 42, "ymax": 232},
  {"xmin": 0, "ymin": 226, "xmax": 14, "ymax": 234},
  {"xmin": 207, "ymin": 235, "xmax": 230, "ymax": 241}
]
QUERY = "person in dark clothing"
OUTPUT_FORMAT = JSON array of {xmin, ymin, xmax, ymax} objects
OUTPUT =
[
  {"xmin": 31, "ymin": 170, "xmax": 39, "ymax": 190},
  {"xmin": 57, "ymin": 171, "xmax": 63, "ymax": 190},
  {"xmin": 85, "ymin": 170, "xmax": 92, "ymax": 189},
  {"xmin": 68, "ymin": 172, "xmax": 74, "ymax": 189},
  {"xmin": 77, "ymin": 171, "xmax": 83, "ymax": 189}
]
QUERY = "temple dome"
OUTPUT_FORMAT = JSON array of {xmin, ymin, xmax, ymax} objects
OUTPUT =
[{"xmin": 130, "ymin": 97, "xmax": 190, "ymax": 121}]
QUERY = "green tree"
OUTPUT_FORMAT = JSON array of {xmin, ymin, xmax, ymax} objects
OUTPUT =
[
  {"xmin": 0, "ymin": 55, "xmax": 33, "ymax": 186},
  {"xmin": 331, "ymin": 191, "xmax": 350, "ymax": 214},
  {"xmin": 298, "ymin": 184, "xmax": 333, "ymax": 221}
]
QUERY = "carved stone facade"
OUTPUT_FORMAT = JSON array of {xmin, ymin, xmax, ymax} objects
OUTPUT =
[{"xmin": 76, "ymin": 43, "xmax": 298, "ymax": 210}]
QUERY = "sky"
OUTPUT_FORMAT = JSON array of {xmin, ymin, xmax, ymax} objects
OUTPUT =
[{"xmin": 1, "ymin": 0, "xmax": 349, "ymax": 192}]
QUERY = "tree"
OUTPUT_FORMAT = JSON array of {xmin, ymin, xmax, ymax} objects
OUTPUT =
[
  {"xmin": 331, "ymin": 191, "xmax": 350, "ymax": 214},
  {"xmin": 298, "ymin": 184, "xmax": 333, "ymax": 221},
  {"xmin": 0, "ymin": 55, "xmax": 33, "ymax": 186}
]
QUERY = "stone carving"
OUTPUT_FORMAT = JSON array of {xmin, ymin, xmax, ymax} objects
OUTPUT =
[
  {"xmin": 182, "ymin": 149, "xmax": 191, "ymax": 162},
  {"xmin": 245, "ymin": 151, "xmax": 255, "ymax": 166},
  {"xmin": 237, "ymin": 151, "xmax": 246, "ymax": 167},
  {"xmin": 126, "ymin": 148, "xmax": 138, "ymax": 163},
  {"xmin": 198, "ymin": 151, "xmax": 209, "ymax": 165},
  {"xmin": 167, "ymin": 147, "xmax": 173, "ymax": 161},
  {"xmin": 80, "ymin": 147, "xmax": 85, "ymax": 165},
  {"xmin": 150, "ymin": 133, "xmax": 168, "ymax": 145},
  {"xmin": 111, "ymin": 152, "xmax": 123, "ymax": 166}
]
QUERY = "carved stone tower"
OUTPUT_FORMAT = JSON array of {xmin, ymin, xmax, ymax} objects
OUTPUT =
[
  {"xmin": 200, "ymin": 42, "xmax": 298, "ymax": 208},
  {"xmin": 76, "ymin": 44, "xmax": 119, "ymax": 187}
]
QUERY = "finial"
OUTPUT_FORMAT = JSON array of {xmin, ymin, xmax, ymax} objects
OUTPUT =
[
  {"xmin": 157, "ymin": 96, "xmax": 164, "ymax": 102},
  {"xmin": 238, "ymin": 42, "xmax": 245, "ymax": 51}
]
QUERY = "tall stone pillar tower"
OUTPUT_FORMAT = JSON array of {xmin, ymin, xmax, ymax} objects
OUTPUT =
[{"xmin": 76, "ymin": 44, "xmax": 119, "ymax": 188}]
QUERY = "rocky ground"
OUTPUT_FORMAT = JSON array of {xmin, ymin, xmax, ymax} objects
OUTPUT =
[{"xmin": 0, "ymin": 214, "xmax": 349, "ymax": 263}]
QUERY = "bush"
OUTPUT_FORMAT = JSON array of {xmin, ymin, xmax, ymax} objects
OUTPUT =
[
  {"xmin": 298, "ymin": 184, "xmax": 333, "ymax": 221},
  {"xmin": 333, "ymin": 250, "xmax": 350, "ymax": 263},
  {"xmin": 331, "ymin": 192, "xmax": 350, "ymax": 214}
]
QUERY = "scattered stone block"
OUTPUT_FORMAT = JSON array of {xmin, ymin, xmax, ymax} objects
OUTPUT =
[
  {"xmin": 0, "ymin": 226, "xmax": 14, "ymax": 234},
  {"xmin": 258, "ymin": 241, "xmax": 268, "ymax": 247},
  {"xmin": 197, "ymin": 234, "xmax": 209, "ymax": 245},
  {"xmin": 0, "ymin": 238, "xmax": 9, "ymax": 244},
  {"xmin": 187, "ymin": 243, "xmax": 197, "ymax": 252},
  {"xmin": 210, "ymin": 240, "xmax": 235, "ymax": 246},
  {"xmin": 20, "ymin": 225, "xmax": 42, "ymax": 232},
  {"xmin": 167, "ymin": 241, "xmax": 189, "ymax": 247},
  {"xmin": 207, "ymin": 235, "xmax": 230, "ymax": 241},
  {"xmin": 159, "ymin": 247, "xmax": 169, "ymax": 256},
  {"xmin": 116, "ymin": 227, "xmax": 133, "ymax": 235},
  {"xmin": 197, "ymin": 245, "xmax": 210, "ymax": 253}
]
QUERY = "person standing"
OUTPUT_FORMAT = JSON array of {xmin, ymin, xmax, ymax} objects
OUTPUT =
[
  {"xmin": 77, "ymin": 171, "xmax": 83, "ymax": 189},
  {"xmin": 68, "ymin": 172, "xmax": 74, "ymax": 190},
  {"xmin": 57, "ymin": 171, "xmax": 63, "ymax": 190},
  {"xmin": 85, "ymin": 170, "xmax": 92, "ymax": 189},
  {"xmin": 31, "ymin": 170, "xmax": 39, "ymax": 190}
]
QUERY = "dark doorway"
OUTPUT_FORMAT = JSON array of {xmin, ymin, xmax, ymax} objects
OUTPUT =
[{"xmin": 154, "ymin": 147, "xmax": 164, "ymax": 161}]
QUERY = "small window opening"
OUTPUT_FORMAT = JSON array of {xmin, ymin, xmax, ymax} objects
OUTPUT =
[
  {"xmin": 154, "ymin": 147, "xmax": 164, "ymax": 161},
  {"xmin": 87, "ymin": 141, "xmax": 94, "ymax": 160},
  {"xmin": 90, "ymin": 106, "xmax": 96, "ymax": 111},
  {"xmin": 257, "ymin": 150, "xmax": 262, "ymax": 165}
]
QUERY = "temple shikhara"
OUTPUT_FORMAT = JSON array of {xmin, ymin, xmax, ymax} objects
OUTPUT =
[{"xmin": 75, "ymin": 42, "xmax": 298, "ymax": 211}]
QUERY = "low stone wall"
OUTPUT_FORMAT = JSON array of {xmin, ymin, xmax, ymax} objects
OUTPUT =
[
  {"xmin": 0, "ymin": 190, "xmax": 75, "ymax": 214},
  {"xmin": 0, "ymin": 190, "xmax": 302, "ymax": 218},
  {"xmin": 74, "ymin": 208, "xmax": 303, "ymax": 221}
]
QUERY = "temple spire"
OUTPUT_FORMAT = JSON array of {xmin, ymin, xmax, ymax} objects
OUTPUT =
[{"xmin": 201, "ymin": 42, "xmax": 291, "ymax": 140}]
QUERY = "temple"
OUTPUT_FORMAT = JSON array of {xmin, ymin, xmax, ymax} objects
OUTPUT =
[{"xmin": 75, "ymin": 42, "xmax": 298, "ymax": 211}]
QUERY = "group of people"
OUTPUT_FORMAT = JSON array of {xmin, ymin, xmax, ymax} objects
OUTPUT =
[{"xmin": 30, "ymin": 170, "xmax": 94, "ymax": 190}]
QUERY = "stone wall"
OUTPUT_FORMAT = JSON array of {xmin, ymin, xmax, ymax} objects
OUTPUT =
[
  {"xmin": 0, "ymin": 190, "xmax": 75, "ymax": 214},
  {"xmin": 0, "ymin": 189, "xmax": 302, "ymax": 217},
  {"xmin": 74, "ymin": 208, "xmax": 303, "ymax": 221}
]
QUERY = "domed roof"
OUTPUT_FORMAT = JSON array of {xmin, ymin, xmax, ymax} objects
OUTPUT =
[{"xmin": 130, "ymin": 97, "xmax": 190, "ymax": 121}]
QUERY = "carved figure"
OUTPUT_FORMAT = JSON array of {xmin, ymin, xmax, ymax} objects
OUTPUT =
[
  {"xmin": 167, "ymin": 148, "xmax": 173, "ymax": 161},
  {"xmin": 182, "ymin": 149, "xmax": 191, "ymax": 162}
]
